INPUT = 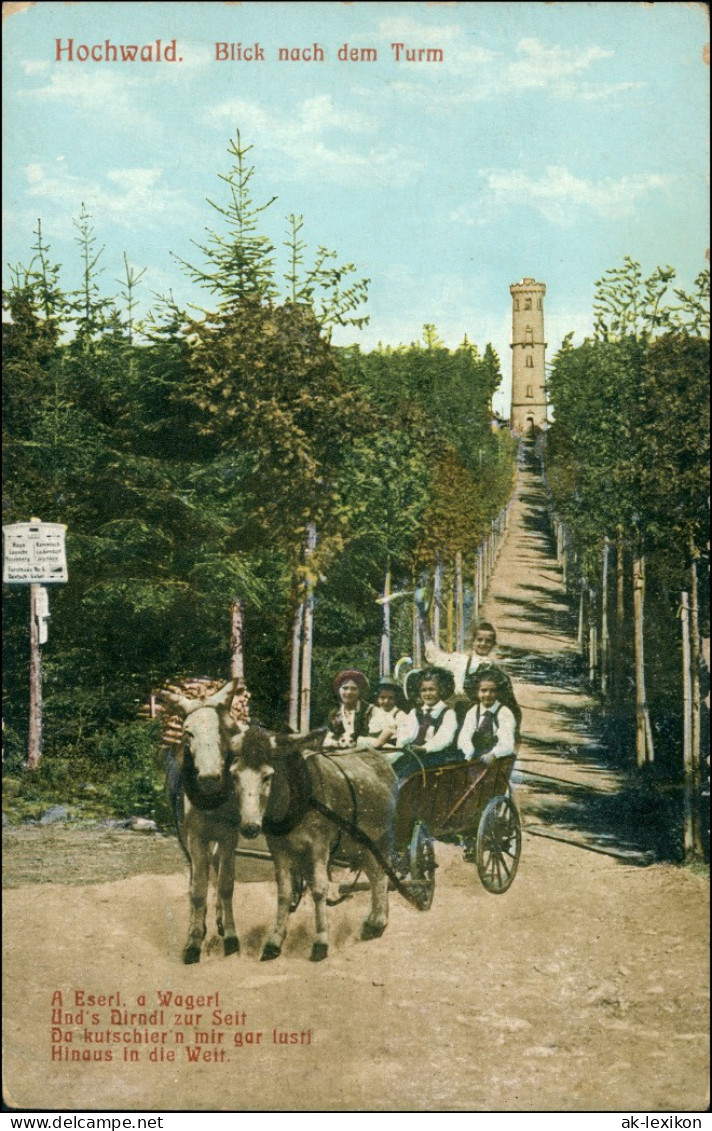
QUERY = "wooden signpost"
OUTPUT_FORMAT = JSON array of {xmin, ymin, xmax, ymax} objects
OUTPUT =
[{"xmin": 2, "ymin": 519, "xmax": 68, "ymax": 769}]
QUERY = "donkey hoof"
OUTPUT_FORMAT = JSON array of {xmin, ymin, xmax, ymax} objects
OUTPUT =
[
  {"xmin": 361, "ymin": 921, "xmax": 386, "ymax": 941},
  {"xmin": 183, "ymin": 945, "xmax": 201, "ymax": 964},
  {"xmin": 224, "ymin": 937, "xmax": 240, "ymax": 957},
  {"xmin": 310, "ymin": 942, "xmax": 328, "ymax": 962},
  {"xmin": 260, "ymin": 942, "xmax": 282, "ymax": 962}
]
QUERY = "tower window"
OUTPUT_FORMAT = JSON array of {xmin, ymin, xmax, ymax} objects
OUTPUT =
[
  {"xmin": 525, "ymin": 355, "xmax": 533, "ymax": 368},
  {"xmin": 524, "ymin": 297, "xmax": 532, "ymax": 310},
  {"xmin": 537, "ymin": 298, "xmax": 542, "ymax": 309},
  {"xmin": 525, "ymin": 327, "xmax": 533, "ymax": 343},
  {"xmin": 526, "ymin": 385, "xmax": 533, "ymax": 398},
  {"xmin": 514, "ymin": 299, "xmax": 520, "ymax": 311}
]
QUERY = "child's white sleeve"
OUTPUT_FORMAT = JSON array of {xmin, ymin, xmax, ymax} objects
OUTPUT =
[
  {"xmin": 458, "ymin": 707, "xmax": 477, "ymax": 759},
  {"xmin": 491, "ymin": 707, "xmax": 517, "ymax": 758}
]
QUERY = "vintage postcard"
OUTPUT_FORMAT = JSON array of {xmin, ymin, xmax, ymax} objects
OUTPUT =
[{"xmin": 2, "ymin": 1, "xmax": 709, "ymax": 1118}]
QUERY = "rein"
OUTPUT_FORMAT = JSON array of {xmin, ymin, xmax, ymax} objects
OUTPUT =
[
  {"xmin": 262, "ymin": 749, "xmax": 424, "ymax": 908},
  {"xmin": 306, "ymin": 793, "xmax": 424, "ymax": 909}
]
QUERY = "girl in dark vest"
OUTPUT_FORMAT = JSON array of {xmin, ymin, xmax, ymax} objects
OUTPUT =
[
  {"xmin": 457, "ymin": 669, "xmax": 520, "ymax": 764},
  {"xmin": 399, "ymin": 667, "xmax": 458, "ymax": 766}
]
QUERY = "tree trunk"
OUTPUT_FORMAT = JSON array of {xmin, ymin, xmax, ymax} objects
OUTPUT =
[
  {"xmin": 432, "ymin": 558, "xmax": 442, "ymax": 647},
  {"xmin": 601, "ymin": 538, "xmax": 610, "ymax": 697},
  {"xmin": 615, "ymin": 525, "xmax": 625, "ymax": 700},
  {"xmin": 478, "ymin": 544, "xmax": 485, "ymax": 610},
  {"xmin": 633, "ymin": 553, "xmax": 654, "ymax": 766},
  {"xmin": 681, "ymin": 591, "xmax": 696, "ymax": 860},
  {"xmin": 588, "ymin": 591, "xmax": 598, "ymax": 687},
  {"xmin": 288, "ymin": 599, "xmax": 304, "ymax": 733},
  {"xmin": 446, "ymin": 574, "xmax": 454, "ymax": 651},
  {"xmin": 26, "ymin": 585, "xmax": 43, "ymax": 770},
  {"xmin": 689, "ymin": 550, "xmax": 703, "ymax": 858},
  {"xmin": 455, "ymin": 551, "xmax": 464, "ymax": 651},
  {"xmin": 229, "ymin": 598, "xmax": 245, "ymax": 681},
  {"xmin": 298, "ymin": 523, "xmax": 317, "ymax": 733},
  {"xmin": 380, "ymin": 559, "xmax": 391, "ymax": 678},
  {"xmin": 299, "ymin": 589, "xmax": 314, "ymax": 733},
  {"xmin": 577, "ymin": 580, "xmax": 586, "ymax": 653},
  {"xmin": 413, "ymin": 599, "xmax": 422, "ymax": 669}
]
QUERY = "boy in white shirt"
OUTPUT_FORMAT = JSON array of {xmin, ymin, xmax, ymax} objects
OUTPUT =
[{"xmin": 423, "ymin": 620, "xmax": 501, "ymax": 695}]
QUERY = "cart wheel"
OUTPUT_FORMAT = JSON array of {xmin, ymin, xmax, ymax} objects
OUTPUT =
[
  {"xmin": 475, "ymin": 795, "xmax": 521, "ymax": 894},
  {"xmin": 409, "ymin": 821, "xmax": 436, "ymax": 910}
]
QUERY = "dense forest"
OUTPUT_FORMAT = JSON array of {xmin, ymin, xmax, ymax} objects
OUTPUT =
[{"xmin": 2, "ymin": 134, "xmax": 515, "ymax": 821}]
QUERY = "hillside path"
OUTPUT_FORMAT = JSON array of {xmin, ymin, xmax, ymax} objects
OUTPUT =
[{"xmin": 480, "ymin": 450, "xmax": 649, "ymax": 860}]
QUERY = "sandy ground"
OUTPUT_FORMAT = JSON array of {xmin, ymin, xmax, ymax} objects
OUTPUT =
[{"xmin": 3, "ymin": 461, "xmax": 709, "ymax": 1113}]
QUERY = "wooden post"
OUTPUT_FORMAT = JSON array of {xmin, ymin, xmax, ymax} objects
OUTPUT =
[
  {"xmin": 601, "ymin": 538, "xmax": 610, "ymax": 697},
  {"xmin": 288, "ymin": 599, "xmax": 304, "ymax": 733},
  {"xmin": 26, "ymin": 584, "xmax": 43, "ymax": 770},
  {"xmin": 229, "ymin": 598, "xmax": 245, "ymax": 681},
  {"xmin": 633, "ymin": 553, "xmax": 654, "ymax": 766},
  {"xmin": 681, "ymin": 592, "xmax": 695, "ymax": 860},
  {"xmin": 472, "ymin": 555, "xmax": 480, "ymax": 624}
]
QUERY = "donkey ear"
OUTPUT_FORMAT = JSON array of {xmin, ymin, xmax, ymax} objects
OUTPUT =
[
  {"xmin": 229, "ymin": 730, "xmax": 246, "ymax": 758},
  {"xmin": 159, "ymin": 692, "xmax": 192, "ymax": 718},
  {"xmin": 204, "ymin": 680, "xmax": 237, "ymax": 711}
]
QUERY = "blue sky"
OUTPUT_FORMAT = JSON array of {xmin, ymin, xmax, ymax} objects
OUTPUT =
[{"xmin": 3, "ymin": 1, "xmax": 709, "ymax": 411}]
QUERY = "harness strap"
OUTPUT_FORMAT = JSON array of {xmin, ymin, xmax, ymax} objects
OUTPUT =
[{"xmin": 306, "ymin": 795, "xmax": 424, "ymax": 909}]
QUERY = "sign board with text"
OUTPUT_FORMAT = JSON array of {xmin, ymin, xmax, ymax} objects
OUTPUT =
[{"xmin": 2, "ymin": 522, "xmax": 68, "ymax": 584}]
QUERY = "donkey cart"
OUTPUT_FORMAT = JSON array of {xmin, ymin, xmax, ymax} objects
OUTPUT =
[{"xmin": 387, "ymin": 751, "xmax": 522, "ymax": 907}]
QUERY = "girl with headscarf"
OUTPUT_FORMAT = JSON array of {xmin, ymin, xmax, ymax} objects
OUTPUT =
[{"xmin": 322, "ymin": 669, "xmax": 373, "ymax": 750}]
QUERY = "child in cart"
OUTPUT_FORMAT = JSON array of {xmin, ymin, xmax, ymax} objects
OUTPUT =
[
  {"xmin": 457, "ymin": 668, "xmax": 520, "ymax": 764},
  {"xmin": 357, "ymin": 676, "xmax": 409, "ymax": 752},
  {"xmin": 394, "ymin": 667, "xmax": 459, "ymax": 771}
]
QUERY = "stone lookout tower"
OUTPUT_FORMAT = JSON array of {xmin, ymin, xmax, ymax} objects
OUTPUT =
[{"xmin": 509, "ymin": 277, "xmax": 547, "ymax": 434}]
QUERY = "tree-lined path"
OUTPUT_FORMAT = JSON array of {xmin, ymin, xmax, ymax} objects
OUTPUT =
[{"xmin": 481, "ymin": 445, "xmax": 654, "ymax": 861}]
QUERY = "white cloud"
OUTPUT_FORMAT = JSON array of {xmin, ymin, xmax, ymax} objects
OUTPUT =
[
  {"xmin": 19, "ymin": 161, "xmax": 196, "ymax": 232},
  {"xmin": 20, "ymin": 58, "xmax": 50, "ymax": 76},
  {"xmin": 375, "ymin": 33, "xmax": 640, "ymax": 109},
  {"xmin": 507, "ymin": 37, "xmax": 612, "ymax": 89},
  {"xmin": 454, "ymin": 165, "xmax": 676, "ymax": 226},
  {"xmin": 19, "ymin": 67, "xmax": 156, "ymax": 131},
  {"xmin": 209, "ymin": 96, "xmax": 422, "ymax": 186}
]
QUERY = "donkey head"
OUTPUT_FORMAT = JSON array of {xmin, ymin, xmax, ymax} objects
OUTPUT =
[
  {"xmin": 229, "ymin": 726, "xmax": 277, "ymax": 838},
  {"xmin": 163, "ymin": 680, "xmax": 238, "ymax": 803}
]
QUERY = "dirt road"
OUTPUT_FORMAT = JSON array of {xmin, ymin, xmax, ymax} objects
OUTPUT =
[{"xmin": 2, "ymin": 461, "xmax": 709, "ymax": 1112}]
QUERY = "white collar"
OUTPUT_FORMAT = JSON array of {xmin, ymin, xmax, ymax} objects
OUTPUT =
[
  {"xmin": 479, "ymin": 700, "xmax": 500, "ymax": 716},
  {"xmin": 421, "ymin": 701, "xmax": 445, "ymax": 717}
]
